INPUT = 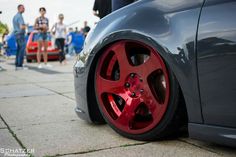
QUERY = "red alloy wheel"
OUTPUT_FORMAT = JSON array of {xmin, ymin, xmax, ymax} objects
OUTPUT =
[{"xmin": 95, "ymin": 40, "xmax": 170, "ymax": 135}]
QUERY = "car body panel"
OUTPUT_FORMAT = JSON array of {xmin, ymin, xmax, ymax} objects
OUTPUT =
[
  {"xmin": 26, "ymin": 31, "xmax": 59, "ymax": 60},
  {"xmin": 189, "ymin": 123, "xmax": 236, "ymax": 146},
  {"xmin": 197, "ymin": 0, "xmax": 236, "ymax": 127}
]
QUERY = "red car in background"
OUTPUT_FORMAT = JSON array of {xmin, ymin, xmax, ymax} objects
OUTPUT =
[{"xmin": 26, "ymin": 31, "xmax": 59, "ymax": 62}]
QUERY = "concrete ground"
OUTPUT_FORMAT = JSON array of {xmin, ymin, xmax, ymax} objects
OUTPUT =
[{"xmin": 0, "ymin": 57, "xmax": 235, "ymax": 157}]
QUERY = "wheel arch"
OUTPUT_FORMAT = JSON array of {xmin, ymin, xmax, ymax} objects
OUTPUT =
[{"xmin": 86, "ymin": 32, "xmax": 189, "ymax": 125}]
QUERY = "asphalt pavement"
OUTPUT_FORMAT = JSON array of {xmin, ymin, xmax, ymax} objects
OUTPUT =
[{"xmin": 0, "ymin": 57, "xmax": 235, "ymax": 157}]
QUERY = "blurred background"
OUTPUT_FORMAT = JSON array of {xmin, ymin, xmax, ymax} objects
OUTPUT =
[
  {"xmin": 0, "ymin": 0, "xmax": 99, "ymax": 59},
  {"xmin": 0, "ymin": 0, "xmax": 99, "ymax": 31}
]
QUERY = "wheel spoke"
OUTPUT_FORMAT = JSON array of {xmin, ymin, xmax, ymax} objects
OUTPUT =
[
  {"xmin": 112, "ymin": 42, "xmax": 132, "ymax": 79},
  {"xmin": 142, "ymin": 85, "xmax": 163, "ymax": 117},
  {"xmin": 96, "ymin": 75, "xmax": 124, "ymax": 95},
  {"xmin": 116, "ymin": 98, "xmax": 142, "ymax": 129}
]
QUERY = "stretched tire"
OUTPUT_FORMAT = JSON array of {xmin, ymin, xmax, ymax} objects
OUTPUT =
[{"xmin": 95, "ymin": 40, "xmax": 181, "ymax": 140}]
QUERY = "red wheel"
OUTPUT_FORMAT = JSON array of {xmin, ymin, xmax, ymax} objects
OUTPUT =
[{"xmin": 95, "ymin": 40, "xmax": 180, "ymax": 140}]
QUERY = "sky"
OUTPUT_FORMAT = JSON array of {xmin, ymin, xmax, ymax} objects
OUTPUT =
[{"xmin": 0, "ymin": 0, "xmax": 99, "ymax": 31}]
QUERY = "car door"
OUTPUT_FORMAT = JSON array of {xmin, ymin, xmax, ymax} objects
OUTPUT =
[{"xmin": 197, "ymin": 0, "xmax": 236, "ymax": 127}]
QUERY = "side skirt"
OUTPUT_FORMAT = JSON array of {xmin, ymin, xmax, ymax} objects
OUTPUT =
[{"xmin": 189, "ymin": 123, "xmax": 236, "ymax": 147}]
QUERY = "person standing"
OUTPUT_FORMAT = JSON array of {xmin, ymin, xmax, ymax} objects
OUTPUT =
[
  {"xmin": 34, "ymin": 7, "xmax": 51, "ymax": 69},
  {"xmin": 82, "ymin": 21, "xmax": 90, "ymax": 37},
  {"xmin": 12, "ymin": 4, "xmax": 28, "ymax": 70},
  {"xmin": 73, "ymin": 30, "xmax": 84, "ymax": 55},
  {"xmin": 66, "ymin": 27, "xmax": 75, "ymax": 56},
  {"xmin": 51, "ymin": 14, "xmax": 67, "ymax": 65},
  {"xmin": 93, "ymin": 0, "xmax": 111, "ymax": 19},
  {"xmin": 74, "ymin": 27, "xmax": 79, "ymax": 33}
]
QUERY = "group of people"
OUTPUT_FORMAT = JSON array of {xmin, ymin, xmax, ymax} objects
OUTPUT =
[
  {"xmin": 12, "ymin": 0, "xmax": 135, "ymax": 70},
  {"xmin": 13, "ymin": 5, "xmax": 68, "ymax": 70},
  {"xmin": 13, "ymin": 5, "xmax": 89, "ymax": 70},
  {"xmin": 66, "ymin": 26, "xmax": 86, "ymax": 56}
]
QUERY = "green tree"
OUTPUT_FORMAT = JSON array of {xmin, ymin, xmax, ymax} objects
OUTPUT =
[{"xmin": 0, "ymin": 21, "xmax": 9, "ymax": 34}]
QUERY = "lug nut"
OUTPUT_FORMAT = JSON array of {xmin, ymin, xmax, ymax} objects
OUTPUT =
[
  {"xmin": 130, "ymin": 73, "xmax": 135, "ymax": 78},
  {"xmin": 125, "ymin": 82, "xmax": 130, "ymax": 88},
  {"xmin": 157, "ymin": 70, "xmax": 162, "ymax": 74},
  {"xmin": 131, "ymin": 92, "xmax": 136, "ymax": 97}
]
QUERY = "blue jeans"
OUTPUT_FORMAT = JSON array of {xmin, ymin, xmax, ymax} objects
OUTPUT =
[
  {"xmin": 37, "ymin": 32, "xmax": 49, "ymax": 41},
  {"xmin": 68, "ymin": 44, "xmax": 75, "ymax": 56},
  {"xmin": 15, "ymin": 34, "xmax": 26, "ymax": 67}
]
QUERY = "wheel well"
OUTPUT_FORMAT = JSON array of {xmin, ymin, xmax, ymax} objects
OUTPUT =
[
  {"xmin": 164, "ymin": 56, "xmax": 189, "ymax": 134},
  {"xmin": 86, "ymin": 46, "xmax": 109, "ymax": 124},
  {"xmin": 175, "ymin": 86, "xmax": 189, "ymax": 133}
]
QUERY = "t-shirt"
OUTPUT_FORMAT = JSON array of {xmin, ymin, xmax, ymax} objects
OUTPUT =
[
  {"xmin": 66, "ymin": 32, "xmax": 74, "ymax": 45},
  {"xmin": 73, "ymin": 32, "xmax": 84, "ymax": 50},
  {"xmin": 93, "ymin": 0, "xmax": 111, "ymax": 19},
  {"xmin": 12, "ymin": 12, "xmax": 25, "ymax": 35},
  {"xmin": 83, "ymin": 26, "xmax": 90, "ymax": 34},
  {"xmin": 36, "ymin": 16, "xmax": 49, "ymax": 32},
  {"xmin": 54, "ymin": 23, "xmax": 66, "ymax": 39}
]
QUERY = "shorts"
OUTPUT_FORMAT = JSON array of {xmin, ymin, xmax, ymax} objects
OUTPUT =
[{"xmin": 37, "ymin": 32, "xmax": 49, "ymax": 41}]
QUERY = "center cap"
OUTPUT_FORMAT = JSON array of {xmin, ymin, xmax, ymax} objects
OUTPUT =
[{"xmin": 125, "ymin": 73, "xmax": 144, "ymax": 98}]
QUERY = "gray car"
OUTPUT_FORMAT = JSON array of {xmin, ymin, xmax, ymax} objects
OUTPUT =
[{"xmin": 74, "ymin": 0, "xmax": 236, "ymax": 147}]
